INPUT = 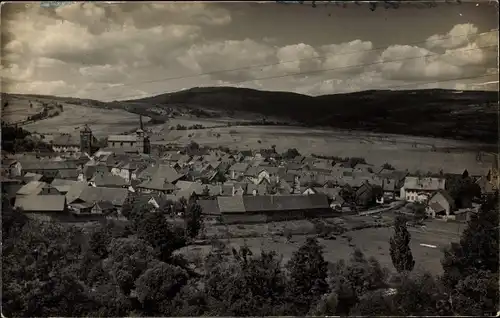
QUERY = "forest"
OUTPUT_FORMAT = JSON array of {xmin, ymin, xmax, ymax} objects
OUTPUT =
[{"xmin": 2, "ymin": 193, "xmax": 498, "ymax": 317}]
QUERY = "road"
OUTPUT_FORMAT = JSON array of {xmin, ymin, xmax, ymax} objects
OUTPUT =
[{"xmin": 358, "ymin": 201, "xmax": 406, "ymax": 216}]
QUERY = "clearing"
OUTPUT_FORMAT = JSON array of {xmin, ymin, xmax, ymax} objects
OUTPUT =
[
  {"xmin": 150, "ymin": 121, "xmax": 494, "ymax": 174},
  {"xmin": 178, "ymin": 217, "xmax": 462, "ymax": 276},
  {"xmin": 22, "ymin": 103, "xmax": 146, "ymax": 137}
]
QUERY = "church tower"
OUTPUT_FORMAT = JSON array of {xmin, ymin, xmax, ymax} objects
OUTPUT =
[
  {"xmin": 80, "ymin": 124, "xmax": 93, "ymax": 154},
  {"xmin": 136, "ymin": 115, "xmax": 150, "ymax": 154}
]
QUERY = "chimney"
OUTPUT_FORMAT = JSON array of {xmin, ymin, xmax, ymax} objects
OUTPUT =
[{"xmin": 139, "ymin": 115, "xmax": 144, "ymax": 130}]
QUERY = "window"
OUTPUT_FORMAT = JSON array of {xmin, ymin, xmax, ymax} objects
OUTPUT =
[{"xmin": 120, "ymin": 142, "xmax": 124, "ymax": 146}]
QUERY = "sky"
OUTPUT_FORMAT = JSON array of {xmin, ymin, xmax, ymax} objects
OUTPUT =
[{"xmin": 0, "ymin": 1, "xmax": 498, "ymax": 101}]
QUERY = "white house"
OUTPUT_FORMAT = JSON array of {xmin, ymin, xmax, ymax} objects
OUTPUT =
[{"xmin": 400, "ymin": 176, "xmax": 446, "ymax": 203}]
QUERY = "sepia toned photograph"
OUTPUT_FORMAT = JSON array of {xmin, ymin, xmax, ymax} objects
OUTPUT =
[{"xmin": 1, "ymin": 1, "xmax": 498, "ymax": 317}]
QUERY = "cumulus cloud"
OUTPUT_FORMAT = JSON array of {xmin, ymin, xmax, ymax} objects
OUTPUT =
[
  {"xmin": 426, "ymin": 23, "xmax": 479, "ymax": 49},
  {"xmin": 0, "ymin": 3, "xmax": 496, "ymax": 100}
]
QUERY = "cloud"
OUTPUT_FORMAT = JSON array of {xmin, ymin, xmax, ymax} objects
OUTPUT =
[
  {"xmin": 426, "ymin": 23, "xmax": 479, "ymax": 49},
  {"xmin": 0, "ymin": 3, "xmax": 496, "ymax": 100}
]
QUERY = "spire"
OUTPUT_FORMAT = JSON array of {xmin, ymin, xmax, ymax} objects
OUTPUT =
[{"xmin": 139, "ymin": 115, "xmax": 144, "ymax": 130}]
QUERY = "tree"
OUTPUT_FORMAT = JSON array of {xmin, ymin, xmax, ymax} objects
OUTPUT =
[
  {"xmin": 136, "ymin": 211, "xmax": 187, "ymax": 262},
  {"xmin": 389, "ymin": 216, "xmax": 415, "ymax": 273},
  {"xmin": 382, "ymin": 162, "xmax": 396, "ymax": 170},
  {"xmin": 393, "ymin": 271, "xmax": 449, "ymax": 316},
  {"xmin": 185, "ymin": 197, "xmax": 203, "ymax": 239},
  {"xmin": 441, "ymin": 195, "xmax": 499, "ymax": 315},
  {"xmin": 102, "ymin": 237, "xmax": 156, "ymax": 295},
  {"xmin": 308, "ymin": 292, "xmax": 338, "ymax": 316},
  {"xmin": 283, "ymin": 148, "xmax": 300, "ymax": 159},
  {"xmin": 134, "ymin": 262, "xmax": 189, "ymax": 315},
  {"xmin": 204, "ymin": 246, "xmax": 288, "ymax": 316},
  {"xmin": 286, "ymin": 237, "xmax": 329, "ymax": 315}
]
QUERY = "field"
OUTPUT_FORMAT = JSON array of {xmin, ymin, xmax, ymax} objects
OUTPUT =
[
  {"xmin": 2, "ymin": 96, "xmax": 46, "ymax": 124},
  {"xmin": 178, "ymin": 217, "xmax": 463, "ymax": 276},
  {"xmin": 150, "ymin": 120, "xmax": 494, "ymax": 175},
  {"xmin": 22, "ymin": 103, "xmax": 146, "ymax": 138}
]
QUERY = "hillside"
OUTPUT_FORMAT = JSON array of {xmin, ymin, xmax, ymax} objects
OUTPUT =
[{"xmin": 125, "ymin": 87, "xmax": 498, "ymax": 143}]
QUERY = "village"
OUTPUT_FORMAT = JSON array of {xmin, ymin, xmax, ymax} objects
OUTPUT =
[{"xmin": 2, "ymin": 116, "xmax": 497, "ymax": 234}]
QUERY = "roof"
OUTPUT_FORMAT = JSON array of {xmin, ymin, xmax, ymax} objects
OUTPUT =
[
  {"xmin": 175, "ymin": 180, "xmax": 196, "ymax": 192},
  {"xmin": 246, "ymin": 183, "xmax": 268, "ymax": 195},
  {"xmin": 93, "ymin": 172, "xmax": 128, "ymax": 187},
  {"xmin": 217, "ymin": 194, "xmax": 329, "ymax": 214},
  {"xmin": 404, "ymin": 176, "xmax": 446, "ymax": 191},
  {"xmin": 17, "ymin": 181, "xmax": 47, "ymax": 196},
  {"xmin": 229, "ymin": 163, "xmax": 249, "ymax": 172},
  {"xmin": 77, "ymin": 186, "xmax": 129, "ymax": 206},
  {"xmin": 55, "ymin": 169, "xmax": 79, "ymax": 180},
  {"xmin": 218, "ymin": 196, "xmax": 246, "ymax": 213},
  {"xmin": 198, "ymin": 199, "xmax": 221, "ymax": 215},
  {"xmin": 137, "ymin": 177, "xmax": 176, "ymax": 191},
  {"xmin": 23, "ymin": 172, "xmax": 44, "ymax": 182},
  {"xmin": 15, "ymin": 195, "xmax": 66, "ymax": 212},
  {"xmin": 21, "ymin": 161, "xmax": 78, "ymax": 171},
  {"xmin": 138, "ymin": 164, "xmax": 183, "ymax": 183},
  {"xmin": 107, "ymin": 135, "xmax": 138, "ymax": 142},
  {"xmin": 51, "ymin": 179, "xmax": 80, "ymax": 193},
  {"xmin": 429, "ymin": 202, "xmax": 445, "ymax": 213}
]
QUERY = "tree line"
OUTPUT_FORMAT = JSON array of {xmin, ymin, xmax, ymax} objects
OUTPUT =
[{"xmin": 2, "ymin": 192, "xmax": 498, "ymax": 317}]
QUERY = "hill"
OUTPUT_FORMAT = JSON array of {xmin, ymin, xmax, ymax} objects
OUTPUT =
[{"xmin": 124, "ymin": 87, "xmax": 498, "ymax": 143}]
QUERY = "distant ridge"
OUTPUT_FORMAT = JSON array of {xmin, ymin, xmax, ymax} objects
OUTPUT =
[
  {"xmin": 124, "ymin": 87, "xmax": 498, "ymax": 143},
  {"xmin": 4, "ymin": 87, "xmax": 497, "ymax": 143}
]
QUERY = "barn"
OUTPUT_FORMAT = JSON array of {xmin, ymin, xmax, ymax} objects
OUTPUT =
[{"xmin": 214, "ymin": 194, "xmax": 332, "ymax": 224}]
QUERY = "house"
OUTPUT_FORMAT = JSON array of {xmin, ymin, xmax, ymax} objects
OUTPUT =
[
  {"xmin": 381, "ymin": 178, "xmax": 398, "ymax": 200},
  {"xmin": 312, "ymin": 187, "xmax": 345, "ymax": 210},
  {"xmin": 110, "ymin": 162, "xmax": 145, "ymax": 183},
  {"xmin": 246, "ymin": 183, "xmax": 268, "ymax": 196},
  {"xmin": 50, "ymin": 179, "xmax": 81, "ymax": 195},
  {"xmin": 137, "ymin": 164, "xmax": 184, "ymax": 184},
  {"xmin": 217, "ymin": 194, "xmax": 331, "ymax": 224},
  {"xmin": 228, "ymin": 163, "xmax": 249, "ymax": 180},
  {"xmin": 136, "ymin": 177, "xmax": 176, "ymax": 194},
  {"xmin": 21, "ymin": 160, "xmax": 78, "ymax": 179},
  {"xmin": 67, "ymin": 185, "xmax": 129, "ymax": 215},
  {"xmin": 400, "ymin": 176, "xmax": 446, "ymax": 202},
  {"xmin": 1, "ymin": 159, "xmax": 22, "ymax": 178},
  {"xmin": 51, "ymin": 134, "xmax": 81, "ymax": 153},
  {"xmin": 355, "ymin": 182, "xmax": 377, "ymax": 207},
  {"xmin": 14, "ymin": 195, "xmax": 68, "ymax": 222},
  {"xmin": 107, "ymin": 128, "xmax": 150, "ymax": 154},
  {"xmin": 90, "ymin": 171, "xmax": 129, "ymax": 188},
  {"xmin": 426, "ymin": 190, "xmax": 455, "ymax": 218}
]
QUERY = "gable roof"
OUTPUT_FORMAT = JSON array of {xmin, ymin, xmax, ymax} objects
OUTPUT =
[
  {"xmin": 52, "ymin": 134, "xmax": 80, "ymax": 147},
  {"xmin": 218, "ymin": 196, "xmax": 246, "ymax": 213},
  {"xmin": 17, "ymin": 181, "xmax": 47, "ymax": 196},
  {"xmin": 137, "ymin": 177, "xmax": 176, "ymax": 192},
  {"xmin": 404, "ymin": 176, "xmax": 446, "ymax": 191},
  {"xmin": 15, "ymin": 195, "xmax": 66, "ymax": 212},
  {"xmin": 77, "ymin": 186, "xmax": 129, "ymax": 206},
  {"xmin": 138, "ymin": 164, "xmax": 184, "ymax": 183},
  {"xmin": 51, "ymin": 179, "xmax": 80, "ymax": 193},
  {"xmin": 229, "ymin": 162, "xmax": 249, "ymax": 172},
  {"xmin": 198, "ymin": 199, "xmax": 221, "ymax": 215}
]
